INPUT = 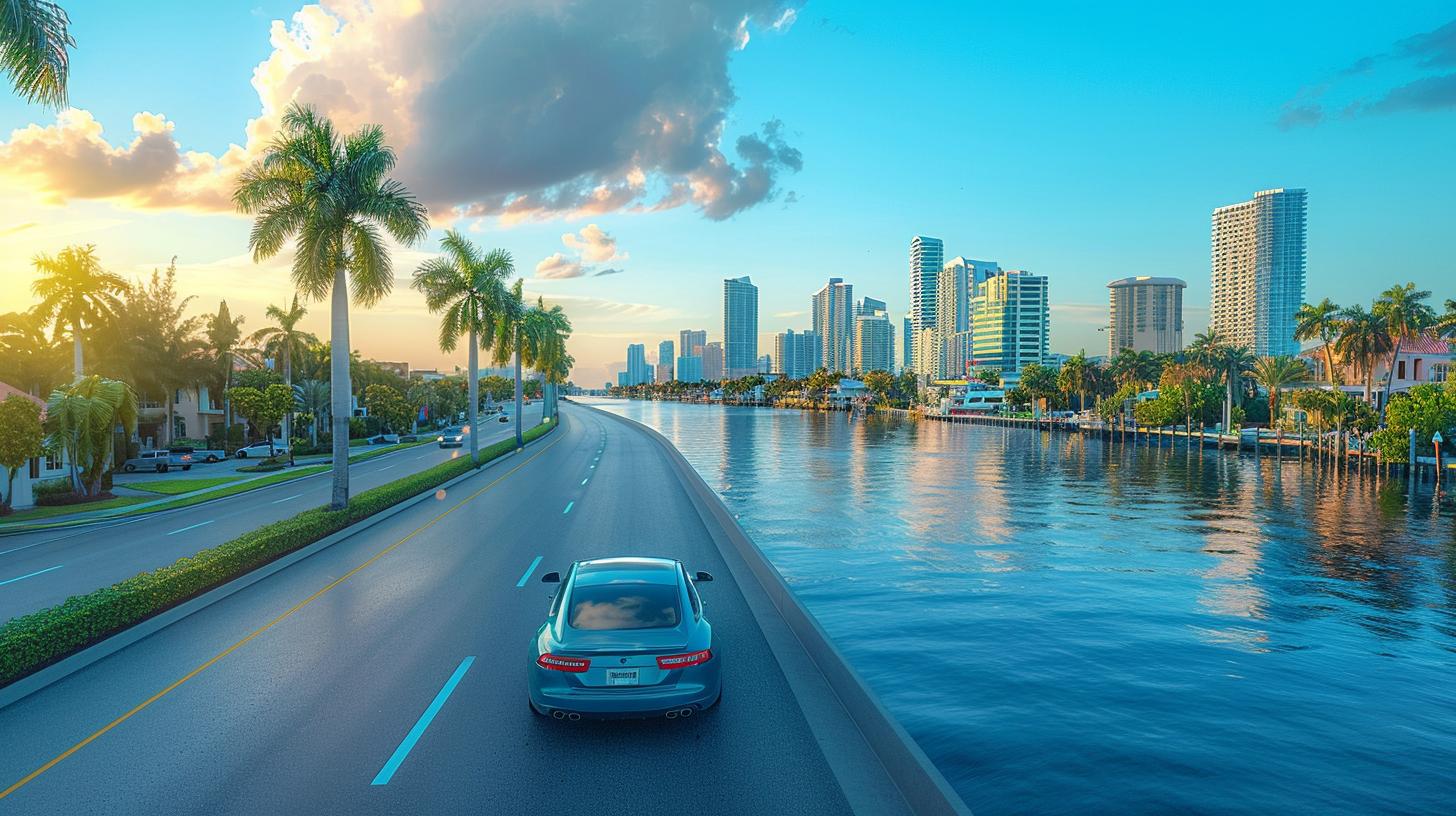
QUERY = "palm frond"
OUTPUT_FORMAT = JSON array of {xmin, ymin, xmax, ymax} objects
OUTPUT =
[{"xmin": 1, "ymin": 0, "xmax": 74, "ymax": 107}]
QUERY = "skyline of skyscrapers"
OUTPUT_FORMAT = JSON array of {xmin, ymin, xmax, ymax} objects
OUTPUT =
[
  {"xmin": 775, "ymin": 329, "xmax": 821, "ymax": 379},
  {"xmin": 1211, "ymin": 188, "xmax": 1307, "ymax": 357}
]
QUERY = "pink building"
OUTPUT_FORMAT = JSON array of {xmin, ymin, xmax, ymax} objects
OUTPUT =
[{"xmin": 1301, "ymin": 335, "xmax": 1452, "ymax": 405}]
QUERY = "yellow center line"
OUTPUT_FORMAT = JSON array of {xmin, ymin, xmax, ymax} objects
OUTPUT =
[{"xmin": 0, "ymin": 431, "xmax": 565, "ymax": 801}]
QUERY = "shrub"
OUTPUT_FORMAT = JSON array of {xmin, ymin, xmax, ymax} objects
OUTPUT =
[{"xmin": 0, "ymin": 419, "xmax": 556, "ymax": 687}]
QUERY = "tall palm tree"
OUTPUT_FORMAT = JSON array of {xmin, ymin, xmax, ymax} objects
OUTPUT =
[
  {"xmin": 488, "ymin": 280, "xmax": 528, "ymax": 448},
  {"xmin": 234, "ymin": 102, "xmax": 428, "ymax": 509},
  {"xmin": 1, "ymin": 0, "xmax": 73, "ymax": 107},
  {"xmin": 1217, "ymin": 345, "xmax": 1255, "ymax": 430},
  {"xmin": 205, "ymin": 300, "xmax": 246, "ymax": 437},
  {"xmin": 525, "ymin": 299, "xmax": 573, "ymax": 421},
  {"xmin": 1333, "ymin": 305, "xmax": 1391, "ymax": 405},
  {"xmin": 1251, "ymin": 356, "xmax": 1309, "ymax": 442},
  {"xmin": 249, "ymin": 295, "xmax": 318, "ymax": 449},
  {"xmin": 1295, "ymin": 298, "xmax": 1344, "ymax": 385},
  {"xmin": 411, "ymin": 232, "xmax": 513, "ymax": 464},
  {"xmin": 30, "ymin": 244, "xmax": 127, "ymax": 380},
  {"xmin": 1371, "ymin": 283, "xmax": 1434, "ymax": 409},
  {"xmin": 1434, "ymin": 299, "xmax": 1456, "ymax": 340}
]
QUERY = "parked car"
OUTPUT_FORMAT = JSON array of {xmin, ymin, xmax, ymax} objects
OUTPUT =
[
  {"xmin": 498, "ymin": 414, "xmax": 511, "ymax": 423},
  {"xmin": 170, "ymin": 445, "xmax": 228, "ymax": 464},
  {"xmin": 235, "ymin": 441, "xmax": 288, "ymax": 458},
  {"xmin": 437, "ymin": 428, "xmax": 465, "ymax": 448},
  {"xmin": 367, "ymin": 433, "xmax": 400, "ymax": 445},
  {"xmin": 122, "ymin": 450, "xmax": 192, "ymax": 473},
  {"xmin": 530, "ymin": 557, "xmax": 720, "ymax": 720}
]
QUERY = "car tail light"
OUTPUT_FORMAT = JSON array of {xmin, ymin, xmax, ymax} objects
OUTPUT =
[
  {"xmin": 537, "ymin": 653, "xmax": 590, "ymax": 673},
  {"xmin": 656, "ymin": 649, "xmax": 712, "ymax": 670}
]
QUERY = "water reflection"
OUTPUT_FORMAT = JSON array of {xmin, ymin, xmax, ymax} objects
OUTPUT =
[{"xmin": 586, "ymin": 399, "xmax": 1456, "ymax": 815}]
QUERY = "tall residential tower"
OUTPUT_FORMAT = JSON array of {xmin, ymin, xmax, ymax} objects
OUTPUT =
[
  {"xmin": 812, "ymin": 278, "xmax": 855, "ymax": 373},
  {"xmin": 1210, "ymin": 188, "xmax": 1307, "ymax": 356},
  {"xmin": 1107, "ymin": 276, "xmax": 1185, "ymax": 357},
  {"xmin": 723, "ymin": 276, "xmax": 759, "ymax": 379},
  {"xmin": 909, "ymin": 236, "xmax": 944, "ymax": 373}
]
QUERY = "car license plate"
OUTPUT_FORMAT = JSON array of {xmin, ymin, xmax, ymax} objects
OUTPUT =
[{"xmin": 605, "ymin": 668, "xmax": 640, "ymax": 686}]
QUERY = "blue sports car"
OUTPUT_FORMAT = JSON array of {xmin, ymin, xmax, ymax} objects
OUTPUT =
[{"xmin": 529, "ymin": 556, "xmax": 722, "ymax": 721}]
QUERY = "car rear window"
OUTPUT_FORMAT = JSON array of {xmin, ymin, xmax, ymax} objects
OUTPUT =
[{"xmin": 567, "ymin": 583, "xmax": 680, "ymax": 630}]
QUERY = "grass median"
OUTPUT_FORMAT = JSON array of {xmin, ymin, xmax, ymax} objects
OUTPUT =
[
  {"xmin": 126, "ymin": 476, "xmax": 244, "ymax": 495},
  {"xmin": 0, "ymin": 420, "xmax": 555, "ymax": 688}
]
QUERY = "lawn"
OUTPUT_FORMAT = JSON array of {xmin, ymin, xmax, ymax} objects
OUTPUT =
[
  {"xmin": 0, "ymin": 495, "xmax": 150, "ymax": 523},
  {"xmin": 115, "ymin": 465, "xmax": 333, "ymax": 515},
  {"xmin": 126, "ymin": 476, "xmax": 244, "ymax": 495}
]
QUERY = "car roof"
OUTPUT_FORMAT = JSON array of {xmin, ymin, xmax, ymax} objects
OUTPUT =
[{"xmin": 574, "ymin": 557, "xmax": 679, "ymax": 586}]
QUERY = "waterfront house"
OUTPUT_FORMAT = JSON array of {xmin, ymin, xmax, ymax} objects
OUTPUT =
[
  {"xmin": 0, "ymin": 381, "xmax": 70, "ymax": 510},
  {"xmin": 1300, "ymin": 336, "xmax": 1452, "ymax": 406}
]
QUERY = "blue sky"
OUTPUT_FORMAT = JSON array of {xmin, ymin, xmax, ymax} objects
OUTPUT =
[{"xmin": 3, "ymin": 2, "xmax": 1453, "ymax": 386}]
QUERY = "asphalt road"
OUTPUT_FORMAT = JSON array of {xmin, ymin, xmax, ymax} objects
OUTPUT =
[
  {"xmin": 0, "ymin": 404, "xmax": 910, "ymax": 815},
  {"xmin": 0, "ymin": 404, "xmax": 544, "ymax": 624}
]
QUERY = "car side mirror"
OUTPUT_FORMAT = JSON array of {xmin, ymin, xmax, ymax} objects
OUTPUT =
[
  {"xmin": 541, "ymin": 571, "xmax": 560, "ymax": 583},
  {"xmin": 694, "ymin": 571, "xmax": 714, "ymax": 582}
]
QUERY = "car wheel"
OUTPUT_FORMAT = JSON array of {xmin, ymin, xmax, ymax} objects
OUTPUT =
[
  {"xmin": 183, "ymin": 465, "xmax": 191, "ymax": 471},
  {"xmin": 236, "ymin": 451, "xmax": 248, "ymax": 458},
  {"xmin": 158, "ymin": 464, "xmax": 168, "ymax": 473},
  {"xmin": 206, "ymin": 455, "xmax": 219, "ymax": 463},
  {"xmin": 123, "ymin": 464, "xmax": 136, "ymax": 473}
]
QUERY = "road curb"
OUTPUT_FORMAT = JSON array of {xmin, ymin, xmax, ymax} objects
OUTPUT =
[
  {"xmin": 0, "ymin": 422, "xmax": 558, "ymax": 711},
  {"xmin": 580, "ymin": 403, "xmax": 971, "ymax": 816}
]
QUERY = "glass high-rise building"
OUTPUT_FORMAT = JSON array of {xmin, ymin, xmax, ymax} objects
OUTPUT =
[
  {"xmin": 625, "ymin": 343, "xmax": 650, "ymax": 386},
  {"xmin": 1211, "ymin": 188, "xmax": 1306, "ymax": 356},
  {"xmin": 657, "ymin": 339, "xmax": 675, "ymax": 382},
  {"xmin": 970, "ymin": 270, "xmax": 1049, "ymax": 373},
  {"xmin": 812, "ymin": 278, "xmax": 854, "ymax": 373},
  {"xmin": 679, "ymin": 329, "xmax": 706, "ymax": 357},
  {"xmin": 723, "ymin": 277, "xmax": 759, "ymax": 379},
  {"xmin": 775, "ymin": 329, "xmax": 821, "ymax": 379},
  {"xmin": 909, "ymin": 236, "xmax": 943, "ymax": 371},
  {"xmin": 676, "ymin": 355, "xmax": 703, "ymax": 382},
  {"xmin": 854, "ymin": 313, "xmax": 894, "ymax": 374},
  {"xmin": 1107, "ymin": 276, "xmax": 1185, "ymax": 357}
]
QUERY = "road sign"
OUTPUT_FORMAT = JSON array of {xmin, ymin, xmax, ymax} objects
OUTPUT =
[{"xmin": 1435, "ymin": 430, "xmax": 1444, "ymax": 444}]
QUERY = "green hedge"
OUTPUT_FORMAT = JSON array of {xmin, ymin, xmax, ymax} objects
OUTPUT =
[{"xmin": 0, "ymin": 419, "xmax": 555, "ymax": 688}]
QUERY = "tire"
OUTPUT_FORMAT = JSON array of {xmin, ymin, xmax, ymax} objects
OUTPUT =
[
  {"xmin": 183, "ymin": 465, "xmax": 191, "ymax": 471},
  {"xmin": 205, "ymin": 455, "xmax": 219, "ymax": 463},
  {"xmin": 123, "ymin": 464, "xmax": 136, "ymax": 473},
  {"xmin": 157, "ymin": 464, "xmax": 169, "ymax": 473},
  {"xmin": 236, "ymin": 451, "xmax": 248, "ymax": 459}
]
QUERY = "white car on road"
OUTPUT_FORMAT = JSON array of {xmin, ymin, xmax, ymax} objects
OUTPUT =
[{"xmin": 234, "ymin": 441, "xmax": 288, "ymax": 458}]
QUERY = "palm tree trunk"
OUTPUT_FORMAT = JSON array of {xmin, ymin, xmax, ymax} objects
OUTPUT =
[
  {"xmin": 1322, "ymin": 342, "xmax": 1337, "ymax": 386},
  {"xmin": 72, "ymin": 314, "xmax": 83, "ymax": 381},
  {"xmin": 467, "ymin": 327, "xmax": 479, "ymax": 465},
  {"xmin": 1381, "ymin": 337, "xmax": 1402, "ymax": 412},
  {"xmin": 329, "ymin": 265, "xmax": 352, "ymax": 510},
  {"xmin": 514, "ymin": 327, "xmax": 524, "ymax": 449},
  {"xmin": 283, "ymin": 341, "xmax": 293, "ymax": 450}
]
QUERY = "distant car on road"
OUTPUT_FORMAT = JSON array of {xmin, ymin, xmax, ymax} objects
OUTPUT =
[
  {"xmin": 234, "ymin": 441, "xmax": 288, "ymax": 458},
  {"xmin": 122, "ymin": 450, "xmax": 192, "ymax": 473},
  {"xmin": 498, "ymin": 414, "xmax": 511, "ymax": 423},
  {"xmin": 530, "ymin": 556, "xmax": 721, "ymax": 721},
  {"xmin": 171, "ymin": 445, "xmax": 228, "ymax": 463},
  {"xmin": 437, "ymin": 428, "xmax": 464, "ymax": 448}
]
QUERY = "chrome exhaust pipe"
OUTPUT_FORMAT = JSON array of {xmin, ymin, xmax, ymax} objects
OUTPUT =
[
  {"xmin": 678, "ymin": 707, "xmax": 694, "ymax": 718},
  {"xmin": 566, "ymin": 712, "xmax": 581, "ymax": 721},
  {"xmin": 552, "ymin": 710, "xmax": 566, "ymax": 720},
  {"xmin": 665, "ymin": 709, "xmax": 678, "ymax": 719}
]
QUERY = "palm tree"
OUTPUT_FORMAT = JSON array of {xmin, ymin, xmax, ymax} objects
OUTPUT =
[
  {"xmin": 1295, "ymin": 299, "xmax": 1344, "ymax": 385},
  {"xmin": 1217, "ymin": 345, "xmax": 1255, "ymax": 430},
  {"xmin": 488, "ymin": 280, "xmax": 528, "ymax": 447},
  {"xmin": 44, "ymin": 374, "xmax": 138, "ymax": 496},
  {"xmin": 0, "ymin": 309, "xmax": 68, "ymax": 396},
  {"xmin": 1334, "ymin": 305, "xmax": 1391, "ymax": 405},
  {"xmin": 234, "ymin": 102, "xmax": 428, "ymax": 509},
  {"xmin": 249, "ymin": 295, "xmax": 318, "ymax": 451},
  {"xmin": 525, "ymin": 299, "xmax": 572, "ymax": 421},
  {"xmin": 411, "ymin": 232, "xmax": 513, "ymax": 464},
  {"xmin": 511, "ymin": 297, "xmax": 571, "ymax": 445},
  {"xmin": 1251, "ymin": 356, "xmax": 1309, "ymax": 442},
  {"xmin": 30, "ymin": 244, "xmax": 127, "ymax": 380},
  {"xmin": 205, "ymin": 300, "xmax": 246, "ymax": 438},
  {"xmin": 1, "ymin": 0, "xmax": 74, "ymax": 107},
  {"xmin": 1371, "ymin": 283, "xmax": 1434, "ymax": 409},
  {"xmin": 1434, "ymin": 299, "xmax": 1456, "ymax": 339},
  {"xmin": 295, "ymin": 379, "xmax": 330, "ymax": 446}
]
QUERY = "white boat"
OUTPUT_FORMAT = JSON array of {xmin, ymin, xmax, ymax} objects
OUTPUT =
[{"xmin": 947, "ymin": 382, "xmax": 1006, "ymax": 415}]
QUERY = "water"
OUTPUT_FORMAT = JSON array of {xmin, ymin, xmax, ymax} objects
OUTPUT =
[{"xmin": 585, "ymin": 399, "xmax": 1456, "ymax": 815}]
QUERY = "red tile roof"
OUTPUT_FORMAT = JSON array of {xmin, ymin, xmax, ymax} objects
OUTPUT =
[
  {"xmin": 0, "ymin": 381, "xmax": 45, "ymax": 410},
  {"xmin": 1398, "ymin": 335, "xmax": 1454, "ymax": 355}
]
